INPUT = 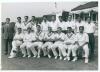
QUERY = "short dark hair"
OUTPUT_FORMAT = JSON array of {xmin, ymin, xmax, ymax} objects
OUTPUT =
[
  {"xmin": 17, "ymin": 27, "xmax": 22, "ymax": 29},
  {"xmin": 17, "ymin": 17, "xmax": 21, "ymax": 19},
  {"xmin": 36, "ymin": 25, "xmax": 41, "ymax": 27},
  {"xmin": 24, "ymin": 16, "xmax": 28, "ymax": 18},
  {"xmin": 43, "ymin": 16, "xmax": 46, "ymax": 18},
  {"xmin": 48, "ymin": 26, "xmax": 51, "ymax": 28},
  {"xmin": 79, "ymin": 26, "xmax": 84, "ymax": 30},
  {"xmin": 6, "ymin": 18, "xmax": 10, "ymax": 21},
  {"xmin": 43, "ymin": 16, "xmax": 46, "ymax": 20},
  {"xmin": 57, "ymin": 27, "xmax": 62, "ymax": 30},
  {"xmin": 32, "ymin": 16, "xmax": 35, "ymax": 18},
  {"xmin": 27, "ymin": 27, "xmax": 31, "ymax": 30},
  {"xmin": 67, "ymin": 27, "xmax": 72, "ymax": 29},
  {"xmin": 59, "ymin": 16, "xmax": 62, "ymax": 18}
]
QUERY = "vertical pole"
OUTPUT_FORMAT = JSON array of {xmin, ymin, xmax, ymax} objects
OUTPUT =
[{"xmin": 55, "ymin": 2, "xmax": 57, "ymax": 9}]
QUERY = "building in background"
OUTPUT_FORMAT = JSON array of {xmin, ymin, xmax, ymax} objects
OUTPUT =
[{"xmin": 71, "ymin": 2, "xmax": 98, "ymax": 22}]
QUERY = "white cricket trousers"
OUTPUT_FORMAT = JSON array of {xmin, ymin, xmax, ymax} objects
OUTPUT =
[
  {"xmin": 78, "ymin": 44, "xmax": 89, "ymax": 58},
  {"xmin": 52, "ymin": 41, "xmax": 63, "ymax": 57},
  {"xmin": 59, "ymin": 44, "xmax": 78, "ymax": 57},
  {"xmin": 10, "ymin": 40, "xmax": 22, "ymax": 57},
  {"xmin": 20, "ymin": 42, "xmax": 33, "ymax": 56},
  {"xmin": 42, "ymin": 42, "xmax": 53, "ymax": 56},
  {"xmin": 30, "ymin": 42, "xmax": 43, "ymax": 56}
]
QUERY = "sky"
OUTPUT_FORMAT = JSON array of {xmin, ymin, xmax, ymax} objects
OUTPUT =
[{"xmin": 1, "ymin": 2, "xmax": 86, "ymax": 22}]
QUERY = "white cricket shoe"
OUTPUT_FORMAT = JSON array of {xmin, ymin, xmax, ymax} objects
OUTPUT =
[
  {"xmin": 23, "ymin": 55, "xmax": 26, "ymax": 57},
  {"xmin": 55, "ymin": 56, "xmax": 58, "ymax": 59},
  {"xmin": 33, "ymin": 55, "xmax": 36, "ymax": 58},
  {"xmin": 28, "ymin": 55, "xmax": 31, "ymax": 58},
  {"xmin": 8, "ymin": 56, "xmax": 15, "ymax": 58},
  {"xmin": 72, "ymin": 57, "xmax": 77, "ymax": 62},
  {"xmin": 59, "ymin": 56, "xmax": 62, "ymax": 60},
  {"xmin": 37, "ymin": 56, "xmax": 40, "ymax": 58},
  {"xmin": 67, "ymin": 57, "xmax": 70, "ymax": 61},
  {"xmin": 48, "ymin": 55, "xmax": 51, "ymax": 59},
  {"xmin": 64, "ymin": 57, "xmax": 67, "ymax": 60},
  {"xmin": 85, "ymin": 58, "xmax": 89, "ymax": 63}
]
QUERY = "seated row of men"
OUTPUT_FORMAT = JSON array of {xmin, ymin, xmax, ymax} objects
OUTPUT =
[{"xmin": 8, "ymin": 25, "xmax": 89, "ymax": 64}]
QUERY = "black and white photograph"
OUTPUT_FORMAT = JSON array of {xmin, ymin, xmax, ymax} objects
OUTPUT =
[{"xmin": 0, "ymin": 0, "xmax": 98, "ymax": 70}]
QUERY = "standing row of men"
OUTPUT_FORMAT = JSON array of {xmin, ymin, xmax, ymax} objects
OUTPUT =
[{"xmin": 2, "ymin": 15, "xmax": 96, "ymax": 64}]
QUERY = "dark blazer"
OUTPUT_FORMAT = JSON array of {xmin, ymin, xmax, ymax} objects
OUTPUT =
[{"xmin": 2, "ymin": 22, "xmax": 15, "ymax": 39}]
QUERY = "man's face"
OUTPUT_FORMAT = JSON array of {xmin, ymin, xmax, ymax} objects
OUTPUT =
[
  {"xmin": 52, "ymin": 16, "xmax": 55, "ymax": 21},
  {"xmin": 67, "ymin": 27, "xmax": 72, "ymax": 33},
  {"xmin": 57, "ymin": 27, "xmax": 62, "ymax": 33},
  {"xmin": 18, "ymin": 28, "xmax": 22, "ymax": 33},
  {"xmin": 59, "ymin": 17, "xmax": 62, "ymax": 22},
  {"xmin": 48, "ymin": 27, "xmax": 52, "ymax": 32},
  {"xmin": 79, "ymin": 27, "xmax": 84, "ymax": 33},
  {"xmin": 37, "ymin": 26, "xmax": 41, "ymax": 32},
  {"xmin": 87, "ymin": 18, "xmax": 91, "ymax": 23},
  {"xmin": 6, "ymin": 18, "xmax": 10, "ymax": 23},
  {"xmin": 24, "ymin": 16, "xmax": 28, "ymax": 21},
  {"xmin": 17, "ymin": 18, "xmax": 21, "ymax": 22},
  {"xmin": 78, "ymin": 18, "xmax": 81, "ymax": 22},
  {"xmin": 32, "ymin": 17, "xmax": 35, "ymax": 21},
  {"xmin": 78, "ymin": 18, "xmax": 81, "ymax": 23},
  {"xmin": 27, "ymin": 28, "xmax": 31, "ymax": 33},
  {"xmin": 68, "ymin": 16, "xmax": 71, "ymax": 21},
  {"xmin": 35, "ymin": 20, "xmax": 38, "ymax": 24},
  {"xmin": 43, "ymin": 17, "xmax": 47, "ymax": 22}
]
